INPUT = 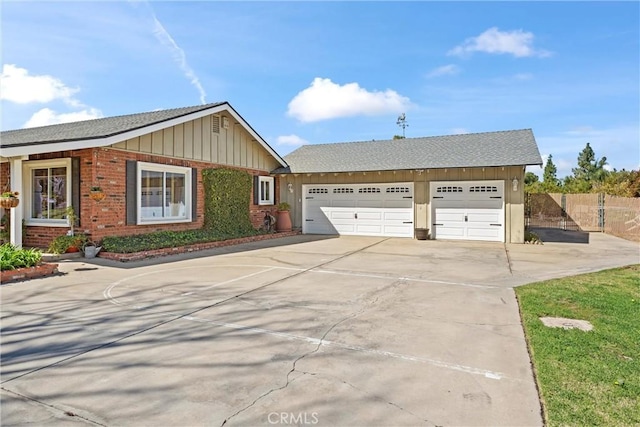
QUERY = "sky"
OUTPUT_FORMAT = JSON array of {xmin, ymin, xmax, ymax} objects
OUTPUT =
[{"xmin": 1, "ymin": 1, "xmax": 638, "ymax": 179}]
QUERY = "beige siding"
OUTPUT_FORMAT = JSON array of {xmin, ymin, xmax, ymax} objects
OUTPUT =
[
  {"xmin": 279, "ymin": 166, "xmax": 526, "ymax": 243},
  {"xmin": 107, "ymin": 112, "xmax": 280, "ymax": 173}
]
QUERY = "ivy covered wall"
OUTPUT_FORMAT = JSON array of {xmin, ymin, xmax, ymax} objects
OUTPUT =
[{"xmin": 202, "ymin": 168, "xmax": 254, "ymax": 234}]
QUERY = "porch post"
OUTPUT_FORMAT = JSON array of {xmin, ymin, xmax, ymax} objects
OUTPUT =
[{"xmin": 10, "ymin": 157, "xmax": 24, "ymax": 248}]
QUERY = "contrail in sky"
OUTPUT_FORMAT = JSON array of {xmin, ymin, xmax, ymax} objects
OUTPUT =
[{"xmin": 134, "ymin": 0, "xmax": 207, "ymax": 104}]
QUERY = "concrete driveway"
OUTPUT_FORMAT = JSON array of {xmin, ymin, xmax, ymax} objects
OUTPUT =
[{"xmin": 1, "ymin": 232, "xmax": 638, "ymax": 426}]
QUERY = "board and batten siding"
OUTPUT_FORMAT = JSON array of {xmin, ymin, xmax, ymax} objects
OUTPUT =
[
  {"xmin": 111, "ymin": 114, "xmax": 279, "ymax": 172},
  {"xmin": 278, "ymin": 165, "xmax": 525, "ymax": 243}
]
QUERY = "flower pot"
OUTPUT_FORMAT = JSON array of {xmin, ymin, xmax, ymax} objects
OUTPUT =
[
  {"xmin": 89, "ymin": 191, "xmax": 106, "ymax": 201},
  {"xmin": 0, "ymin": 197, "xmax": 19, "ymax": 208},
  {"xmin": 276, "ymin": 210, "xmax": 292, "ymax": 232},
  {"xmin": 66, "ymin": 246, "xmax": 80, "ymax": 253}
]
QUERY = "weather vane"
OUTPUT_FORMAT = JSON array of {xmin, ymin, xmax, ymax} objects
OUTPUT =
[{"xmin": 396, "ymin": 113, "xmax": 408, "ymax": 138}]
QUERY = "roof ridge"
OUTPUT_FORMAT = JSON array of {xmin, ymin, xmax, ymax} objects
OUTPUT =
[
  {"xmin": 289, "ymin": 128, "xmax": 533, "ymax": 150},
  {"xmin": 1, "ymin": 102, "xmax": 226, "ymax": 133}
]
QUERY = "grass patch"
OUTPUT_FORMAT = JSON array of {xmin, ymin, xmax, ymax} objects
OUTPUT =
[
  {"xmin": 515, "ymin": 265, "xmax": 640, "ymax": 426},
  {"xmin": 101, "ymin": 228, "xmax": 265, "ymax": 253}
]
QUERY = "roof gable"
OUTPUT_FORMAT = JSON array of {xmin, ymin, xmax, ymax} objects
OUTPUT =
[
  {"xmin": 1, "ymin": 102, "xmax": 287, "ymax": 167},
  {"xmin": 277, "ymin": 129, "xmax": 542, "ymax": 173}
]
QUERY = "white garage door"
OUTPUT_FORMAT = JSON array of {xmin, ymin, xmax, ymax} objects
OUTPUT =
[
  {"xmin": 431, "ymin": 180, "xmax": 504, "ymax": 242},
  {"xmin": 303, "ymin": 183, "xmax": 414, "ymax": 237}
]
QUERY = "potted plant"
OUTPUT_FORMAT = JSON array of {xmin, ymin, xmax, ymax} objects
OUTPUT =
[
  {"xmin": 276, "ymin": 202, "xmax": 292, "ymax": 232},
  {"xmin": 0, "ymin": 191, "xmax": 19, "ymax": 209},
  {"xmin": 89, "ymin": 186, "xmax": 106, "ymax": 201},
  {"xmin": 47, "ymin": 233, "xmax": 88, "ymax": 254}
]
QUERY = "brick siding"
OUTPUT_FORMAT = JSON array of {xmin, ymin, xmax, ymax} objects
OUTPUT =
[{"xmin": 17, "ymin": 148, "xmax": 279, "ymax": 248}]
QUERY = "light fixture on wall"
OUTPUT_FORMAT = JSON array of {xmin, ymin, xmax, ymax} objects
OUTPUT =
[
  {"xmin": 512, "ymin": 177, "xmax": 519, "ymax": 192},
  {"xmin": 287, "ymin": 183, "xmax": 294, "ymax": 193},
  {"xmin": 222, "ymin": 116, "xmax": 230, "ymax": 129}
]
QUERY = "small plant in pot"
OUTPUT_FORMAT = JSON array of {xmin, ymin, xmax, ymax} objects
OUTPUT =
[
  {"xmin": 89, "ymin": 186, "xmax": 106, "ymax": 201},
  {"xmin": 47, "ymin": 233, "xmax": 88, "ymax": 254},
  {"xmin": 0, "ymin": 191, "xmax": 20, "ymax": 209},
  {"xmin": 276, "ymin": 202, "xmax": 292, "ymax": 232}
]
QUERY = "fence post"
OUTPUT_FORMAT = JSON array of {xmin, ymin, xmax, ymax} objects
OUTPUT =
[
  {"xmin": 561, "ymin": 193, "xmax": 567, "ymax": 231},
  {"xmin": 598, "ymin": 193, "xmax": 605, "ymax": 232}
]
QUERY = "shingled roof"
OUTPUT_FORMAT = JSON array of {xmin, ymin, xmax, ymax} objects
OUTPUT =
[
  {"xmin": 0, "ymin": 102, "xmax": 226, "ymax": 148},
  {"xmin": 275, "ymin": 129, "xmax": 542, "ymax": 173},
  {"xmin": 0, "ymin": 102, "xmax": 287, "ymax": 167}
]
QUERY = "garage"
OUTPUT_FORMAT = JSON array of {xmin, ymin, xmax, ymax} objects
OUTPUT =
[
  {"xmin": 430, "ymin": 180, "xmax": 504, "ymax": 242},
  {"xmin": 302, "ymin": 183, "xmax": 414, "ymax": 237}
]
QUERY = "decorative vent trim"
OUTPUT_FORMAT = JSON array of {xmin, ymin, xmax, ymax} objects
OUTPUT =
[
  {"xmin": 436, "ymin": 186, "xmax": 463, "ymax": 193},
  {"xmin": 358, "ymin": 187, "xmax": 381, "ymax": 193},
  {"xmin": 469, "ymin": 186, "xmax": 498, "ymax": 193},
  {"xmin": 212, "ymin": 116, "xmax": 220, "ymax": 134},
  {"xmin": 386, "ymin": 187, "xmax": 410, "ymax": 193},
  {"xmin": 308, "ymin": 188, "xmax": 328, "ymax": 194},
  {"xmin": 333, "ymin": 188, "xmax": 354, "ymax": 194}
]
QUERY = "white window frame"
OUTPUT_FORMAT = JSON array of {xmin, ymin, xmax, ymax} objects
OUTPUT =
[
  {"xmin": 258, "ymin": 176, "xmax": 275, "ymax": 206},
  {"xmin": 137, "ymin": 162, "xmax": 192, "ymax": 225},
  {"xmin": 23, "ymin": 158, "xmax": 72, "ymax": 227}
]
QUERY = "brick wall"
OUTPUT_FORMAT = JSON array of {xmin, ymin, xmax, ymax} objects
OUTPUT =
[{"xmin": 22, "ymin": 148, "xmax": 278, "ymax": 248}]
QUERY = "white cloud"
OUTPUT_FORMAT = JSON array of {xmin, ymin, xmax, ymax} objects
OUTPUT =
[
  {"xmin": 151, "ymin": 13, "xmax": 207, "ymax": 104},
  {"xmin": 24, "ymin": 107, "xmax": 103, "ymax": 128},
  {"xmin": 448, "ymin": 27, "xmax": 551, "ymax": 58},
  {"xmin": 276, "ymin": 134, "xmax": 309, "ymax": 146},
  {"xmin": 287, "ymin": 78, "xmax": 412, "ymax": 123},
  {"xmin": 1, "ymin": 64, "xmax": 80, "ymax": 105},
  {"xmin": 426, "ymin": 64, "xmax": 460, "ymax": 78}
]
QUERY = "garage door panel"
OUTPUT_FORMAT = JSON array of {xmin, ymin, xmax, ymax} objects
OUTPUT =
[
  {"xmin": 329, "ymin": 210, "xmax": 357, "ymax": 220},
  {"xmin": 467, "ymin": 227, "xmax": 502, "ymax": 239},
  {"xmin": 435, "ymin": 226, "xmax": 466, "ymax": 237},
  {"xmin": 383, "ymin": 210, "xmax": 413, "ymax": 221},
  {"xmin": 467, "ymin": 211, "xmax": 501, "ymax": 223},
  {"xmin": 435, "ymin": 209, "xmax": 466, "ymax": 222}
]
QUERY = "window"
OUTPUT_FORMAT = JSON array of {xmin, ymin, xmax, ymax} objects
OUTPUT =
[
  {"xmin": 258, "ymin": 176, "xmax": 274, "ymax": 205},
  {"xmin": 24, "ymin": 159, "xmax": 71, "ymax": 226},
  {"xmin": 137, "ymin": 162, "xmax": 191, "ymax": 223},
  {"xmin": 308, "ymin": 188, "xmax": 328, "ymax": 194}
]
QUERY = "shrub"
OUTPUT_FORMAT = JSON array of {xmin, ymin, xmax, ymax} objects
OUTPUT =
[
  {"xmin": 101, "ymin": 228, "xmax": 263, "ymax": 253},
  {"xmin": 0, "ymin": 243, "xmax": 42, "ymax": 271}
]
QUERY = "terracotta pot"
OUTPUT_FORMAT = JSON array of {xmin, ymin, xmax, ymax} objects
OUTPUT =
[
  {"xmin": 89, "ymin": 191, "xmax": 106, "ymax": 201},
  {"xmin": 0, "ymin": 197, "xmax": 19, "ymax": 208},
  {"xmin": 276, "ymin": 210, "xmax": 292, "ymax": 232},
  {"xmin": 66, "ymin": 246, "xmax": 80, "ymax": 253}
]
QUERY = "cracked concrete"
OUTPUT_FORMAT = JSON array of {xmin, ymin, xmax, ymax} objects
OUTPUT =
[{"xmin": 2, "ymin": 233, "xmax": 637, "ymax": 426}]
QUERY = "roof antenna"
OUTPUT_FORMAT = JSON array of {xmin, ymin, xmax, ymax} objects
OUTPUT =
[{"xmin": 396, "ymin": 113, "xmax": 408, "ymax": 138}]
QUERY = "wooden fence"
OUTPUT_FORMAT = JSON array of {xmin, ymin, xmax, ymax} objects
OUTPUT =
[{"xmin": 526, "ymin": 193, "xmax": 640, "ymax": 241}]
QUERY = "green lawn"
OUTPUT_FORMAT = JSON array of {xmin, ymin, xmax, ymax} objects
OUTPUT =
[{"xmin": 515, "ymin": 265, "xmax": 640, "ymax": 427}]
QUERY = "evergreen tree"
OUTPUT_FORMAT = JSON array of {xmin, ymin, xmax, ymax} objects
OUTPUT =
[
  {"xmin": 572, "ymin": 143, "xmax": 608, "ymax": 183},
  {"xmin": 542, "ymin": 154, "xmax": 559, "ymax": 187}
]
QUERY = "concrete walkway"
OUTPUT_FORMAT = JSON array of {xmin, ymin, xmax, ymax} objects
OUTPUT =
[{"xmin": 1, "ymin": 231, "xmax": 637, "ymax": 426}]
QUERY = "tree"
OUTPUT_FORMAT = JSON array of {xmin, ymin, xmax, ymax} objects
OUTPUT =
[
  {"xmin": 539, "ymin": 155, "xmax": 562, "ymax": 192},
  {"xmin": 572, "ymin": 142, "xmax": 608, "ymax": 183},
  {"xmin": 524, "ymin": 172, "xmax": 539, "ymax": 185}
]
